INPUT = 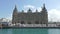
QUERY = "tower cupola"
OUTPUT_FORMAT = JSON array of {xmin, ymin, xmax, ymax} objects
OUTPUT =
[
  {"xmin": 42, "ymin": 4, "xmax": 47, "ymax": 11},
  {"xmin": 27, "ymin": 8, "xmax": 32, "ymax": 13},
  {"xmin": 36, "ymin": 9, "xmax": 38, "ymax": 12},
  {"xmin": 13, "ymin": 5, "xmax": 18, "ymax": 12}
]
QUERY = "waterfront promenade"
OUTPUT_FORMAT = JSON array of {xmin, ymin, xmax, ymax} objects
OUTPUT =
[
  {"xmin": 0, "ymin": 23, "xmax": 60, "ymax": 29},
  {"xmin": 10, "ymin": 23, "xmax": 60, "ymax": 27}
]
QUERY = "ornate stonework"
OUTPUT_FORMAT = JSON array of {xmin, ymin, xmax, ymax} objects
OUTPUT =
[{"xmin": 12, "ymin": 4, "xmax": 48, "ymax": 25}]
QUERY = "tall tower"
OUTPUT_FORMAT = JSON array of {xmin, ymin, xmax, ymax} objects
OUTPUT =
[
  {"xmin": 12, "ymin": 5, "xmax": 18, "ymax": 24},
  {"xmin": 41, "ymin": 4, "xmax": 48, "ymax": 26}
]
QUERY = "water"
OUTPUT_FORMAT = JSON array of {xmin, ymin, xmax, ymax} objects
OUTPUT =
[{"xmin": 0, "ymin": 28, "xmax": 60, "ymax": 34}]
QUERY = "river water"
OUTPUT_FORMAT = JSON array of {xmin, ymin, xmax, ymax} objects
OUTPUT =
[{"xmin": 0, "ymin": 28, "xmax": 60, "ymax": 34}]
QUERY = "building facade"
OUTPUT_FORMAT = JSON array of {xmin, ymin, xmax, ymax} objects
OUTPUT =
[{"xmin": 12, "ymin": 4, "xmax": 48, "ymax": 25}]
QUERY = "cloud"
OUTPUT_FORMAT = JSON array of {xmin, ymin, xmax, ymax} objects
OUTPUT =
[
  {"xmin": 48, "ymin": 9, "xmax": 60, "ymax": 22},
  {"xmin": 23, "ymin": 5, "xmax": 41, "ymax": 12},
  {"xmin": 5, "ymin": 5, "xmax": 60, "ymax": 22},
  {"xmin": 7, "ymin": 13, "xmax": 12, "ymax": 20},
  {"xmin": 24, "ymin": 5, "xmax": 60, "ymax": 22},
  {"xmin": 5, "ymin": 13, "xmax": 12, "ymax": 22},
  {"xmin": 23, "ymin": 5, "xmax": 35, "ymax": 12},
  {"xmin": 37, "ymin": 7, "xmax": 42, "ymax": 12},
  {"xmin": 24, "ymin": 5, "xmax": 35, "ymax": 9},
  {"xmin": 0, "ymin": 13, "xmax": 12, "ymax": 22}
]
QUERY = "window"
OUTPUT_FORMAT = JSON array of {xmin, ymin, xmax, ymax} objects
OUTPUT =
[
  {"xmin": 21, "ymin": 21, "xmax": 25, "ymax": 24},
  {"xmin": 40, "ymin": 21, "xmax": 42, "ymax": 24},
  {"xmin": 28, "ymin": 22, "xmax": 31, "ymax": 24},
  {"xmin": 35, "ymin": 21, "xmax": 39, "ymax": 24}
]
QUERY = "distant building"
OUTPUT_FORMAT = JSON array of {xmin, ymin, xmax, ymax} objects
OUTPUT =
[
  {"xmin": 0, "ymin": 22, "xmax": 8, "ymax": 27},
  {"xmin": 0, "ymin": 18, "xmax": 10, "ymax": 27},
  {"xmin": 12, "ymin": 4, "xmax": 48, "ymax": 25}
]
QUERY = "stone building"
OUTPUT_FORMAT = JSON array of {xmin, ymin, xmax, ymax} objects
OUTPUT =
[{"xmin": 12, "ymin": 4, "xmax": 48, "ymax": 25}]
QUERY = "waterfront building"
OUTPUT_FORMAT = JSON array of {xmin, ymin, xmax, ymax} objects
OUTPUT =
[{"xmin": 12, "ymin": 4, "xmax": 48, "ymax": 26}]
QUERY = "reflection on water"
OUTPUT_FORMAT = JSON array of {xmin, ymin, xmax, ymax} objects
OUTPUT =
[
  {"xmin": 12, "ymin": 28, "xmax": 48, "ymax": 34},
  {"xmin": 0, "ymin": 28, "xmax": 60, "ymax": 34},
  {"xmin": 48, "ymin": 29, "xmax": 60, "ymax": 34},
  {"xmin": 0, "ymin": 29, "xmax": 12, "ymax": 34}
]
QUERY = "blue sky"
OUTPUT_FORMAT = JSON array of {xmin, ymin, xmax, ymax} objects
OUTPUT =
[{"xmin": 0, "ymin": 0, "xmax": 60, "ymax": 22}]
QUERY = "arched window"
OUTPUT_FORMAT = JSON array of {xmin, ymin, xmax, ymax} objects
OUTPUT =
[
  {"xmin": 40, "ymin": 21, "xmax": 42, "ymax": 24},
  {"xmin": 21, "ymin": 21, "xmax": 25, "ymax": 24},
  {"xmin": 28, "ymin": 22, "xmax": 31, "ymax": 24},
  {"xmin": 35, "ymin": 21, "xmax": 39, "ymax": 24}
]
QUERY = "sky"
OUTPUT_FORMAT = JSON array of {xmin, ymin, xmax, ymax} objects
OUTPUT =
[{"xmin": 0, "ymin": 0, "xmax": 60, "ymax": 22}]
